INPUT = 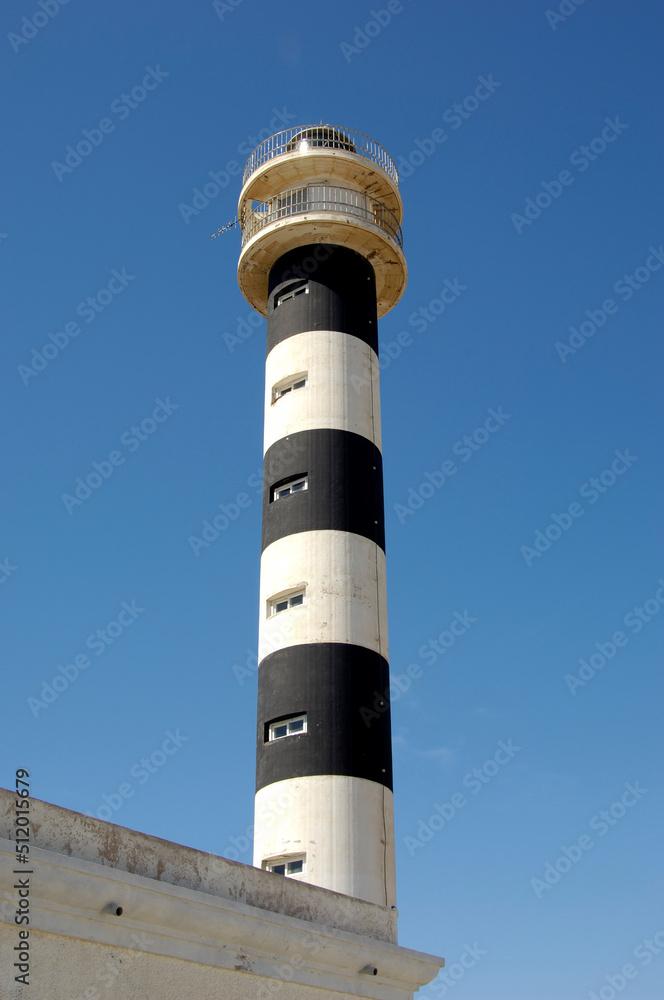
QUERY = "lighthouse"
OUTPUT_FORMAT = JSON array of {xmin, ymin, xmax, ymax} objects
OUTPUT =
[{"xmin": 237, "ymin": 125, "xmax": 407, "ymax": 907}]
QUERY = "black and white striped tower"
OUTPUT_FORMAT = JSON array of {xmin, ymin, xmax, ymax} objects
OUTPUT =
[{"xmin": 237, "ymin": 126, "xmax": 407, "ymax": 907}]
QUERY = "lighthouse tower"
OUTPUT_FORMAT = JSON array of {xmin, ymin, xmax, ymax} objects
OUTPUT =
[{"xmin": 237, "ymin": 125, "xmax": 407, "ymax": 907}]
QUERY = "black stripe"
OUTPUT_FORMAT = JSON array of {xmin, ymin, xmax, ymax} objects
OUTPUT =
[
  {"xmin": 267, "ymin": 244, "xmax": 378, "ymax": 354},
  {"xmin": 256, "ymin": 643, "xmax": 393, "ymax": 793},
  {"xmin": 262, "ymin": 429, "xmax": 385, "ymax": 552}
]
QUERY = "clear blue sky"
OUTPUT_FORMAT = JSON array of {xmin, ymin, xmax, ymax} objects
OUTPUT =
[{"xmin": 2, "ymin": 1, "xmax": 663, "ymax": 996}]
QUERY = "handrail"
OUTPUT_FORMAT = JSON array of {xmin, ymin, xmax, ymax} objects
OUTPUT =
[
  {"xmin": 241, "ymin": 184, "xmax": 403, "ymax": 249},
  {"xmin": 242, "ymin": 125, "xmax": 399, "ymax": 186}
]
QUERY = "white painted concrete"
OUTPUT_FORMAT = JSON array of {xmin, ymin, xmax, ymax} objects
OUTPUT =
[
  {"xmin": 264, "ymin": 330, "xmax": 381, "ymax": 454},
  {"xmin": 259, "ymin": 531, "xmax": 388, "ymax": 662},
  {"xmin": 0, "ymin": 790, "xmax": 444, "ymax": 999},
  {"xmin": 0, "ymin": 790, "xmax": 396, "ymax": 944},
  {"xmin": 254, "ymin": 776, "xmax": 396, "ymax": 907}
]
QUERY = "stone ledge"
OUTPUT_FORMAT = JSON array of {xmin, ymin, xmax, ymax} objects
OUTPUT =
[
  {"xmin": 0, "ymin": 790, "xmax": 400, "ymax": 943},
  {"xmin": 0, "ymin": 793, "xmax": 444, "ymax": 999}
]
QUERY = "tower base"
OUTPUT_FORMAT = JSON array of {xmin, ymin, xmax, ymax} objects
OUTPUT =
[{"xmin": 254, "ymin": 774, "xmax": 396, "ymax": 906}]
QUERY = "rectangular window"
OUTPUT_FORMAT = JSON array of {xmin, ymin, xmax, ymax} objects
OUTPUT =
[
  {"xmin": 268, "ymin": 714, "xmax": 307, "ymax": 742},
  {"xmin": 264, "ymin": 855, "xmax": 306, "ymax": 877},
  {"xmin": 272, "ymin": 373, "xmax": 308, "ymax": 402},
  {"xmin": 271, "ymin": 475, "xmax": 308, "ymax": 501},
  {"xmin": 268, "ymin": 589, "xmax": 305, "ymax": 616},
  {"xmin": 276, "ymin": 282, "xmax": 309, "ymax": 308}
]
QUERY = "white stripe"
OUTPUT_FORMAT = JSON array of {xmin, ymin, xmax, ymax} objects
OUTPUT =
[
  {"xmin": 258, "ymin": 530, "xmax": 388, "ymax": 662},
  {"xmin": 254, "ymin": 775, "xmax": 396, "ymax": 907},
  {"xmin": 264, "ymin": 330, "xmax": 381, "ymax": 454}
]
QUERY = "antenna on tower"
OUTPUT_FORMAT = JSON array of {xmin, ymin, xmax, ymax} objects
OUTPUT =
[{"xmin": 210, "ymin": 218, "xmax": 240, "ymax": 239}]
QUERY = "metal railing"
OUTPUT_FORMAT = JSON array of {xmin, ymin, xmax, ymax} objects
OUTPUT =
[
  {"xmin": 241, "ymin": 184, "xmax": 403, "ymax": 248},
  {"xmin": 242, "ymin": 125, "xmax": 399, "ymax": 186}
]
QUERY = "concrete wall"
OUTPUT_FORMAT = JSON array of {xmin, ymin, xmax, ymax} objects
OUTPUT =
[{"xmin": 0, "ymin": 791, "xmax": 443, "ymax": 1000}]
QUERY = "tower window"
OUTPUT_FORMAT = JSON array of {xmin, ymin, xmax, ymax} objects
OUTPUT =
[
  {"xmin": 272, "ymin": 373, "xmax": 308, "ymax": 402},
  {"xmin": 268, "ymin": 589, "xmax": 305, "ymax": 616},
  {"xmin": 276, "ymin": 281, "xmax": 309, "ymax": 307},
  {"xmin": 267, "ymin": 714, "xmax": 307, "ymax": 741},
  {"xmin": 264, "ymin": 855, "xmax": 306, "ymax": 877},
  {"xmin": 271, "ymin": 475, "xmax": 308, "ymax": 501}
]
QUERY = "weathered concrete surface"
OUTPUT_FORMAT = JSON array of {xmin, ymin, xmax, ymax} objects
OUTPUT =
[
  {"xmin": 0, "ymin": 789, "xmax": 395, "ymax": 941},
  {"xmin": 0, "ymin": 790, "xmax": 443, "ymax": 1000}
]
